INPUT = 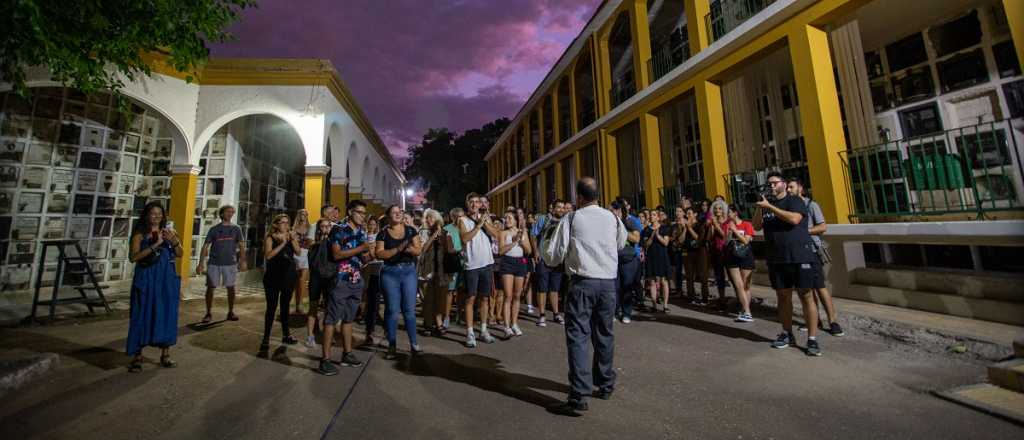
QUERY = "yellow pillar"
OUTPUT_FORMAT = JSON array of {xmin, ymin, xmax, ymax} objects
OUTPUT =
[
  {"xmin": 569, "ymin": 61, "xmax": 580, "ymax": 134},
  {"xmin": 551, "ymin": 92, "xmax": 560, "ymax": 150},
  {"xmin": 685, "ymin": 0, "xmax": 711, "ymax": 55},
  {"xmin": 555, "ymin": 160, "xmax": 565, "ymax": 199},
  {"xmin": 349, "ymin": 190, "xmax": 362, "ymax": 201},
  {"xmin": 168, "ymin": 165, "xmax": 200, "ymax": 283},
  {"xmin": 595, "ymin": 36, "xmax": 611, "ymax": 116},
  {"xmin": 789, "ymin": 24, "xmax": 851, "ymax": 224},
  {"xmin": 638, "ymin": 113, "xmax": 665, "ymax": 208},
  {"xmin": 536, "ymin": 106, "xmax": 544, "ymax": 157},
  {"xmin": 695, "ymin": 80, "xmax": 731, "ymax": 201},
  {"xmin": 1005, "ymin": 0, "xmax": 1024, "ymax": 75},
  {"xmin": 629, "ymin": 0, "xmax": 653, "ymax": 90},
  {"xmin": 601, "ymin": 129, "xmax": 621, "ymax": 205},
  {"xmin": 304, "ymin": 166, "xmax": 329, "ymax": 224},
  {"xmin": 330, "ymin": 182, "xmax": 348, "ymax": 210}
]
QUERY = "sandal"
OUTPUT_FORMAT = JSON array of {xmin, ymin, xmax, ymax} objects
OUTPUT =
[
  {"xmin": 226, "ymin": 312, "xmax": 239, "ymax": 321},
  {"xmin": 201, "ymin": 314, "xmax": 212, "ymax": 324},
  {"xmin": 128, "ymin": 357, "xmax": 143, "ymax": 373},
  {"xmin": 159, "ymin": 355, "xmax": 177, "ymax": 368}
]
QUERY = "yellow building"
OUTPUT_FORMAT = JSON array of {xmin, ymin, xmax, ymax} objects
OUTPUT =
[{"xmin": 485, "ymin": 0, "xmax": 1024, "ymax": 325}]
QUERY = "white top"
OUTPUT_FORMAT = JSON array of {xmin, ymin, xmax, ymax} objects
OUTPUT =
[
  {"xmin": 543, "ymin": 204, "xmax": 627, "ymax": 280},
  {"xmin": 460, "ymin": 216, "xmax": 494, "ymax": 270},
  {"xmin": 502, "ymin": 230, "xmax": 524, "ymax": 258}
]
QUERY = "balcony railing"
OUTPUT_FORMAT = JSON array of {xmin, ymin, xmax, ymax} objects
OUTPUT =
[
  {"xmin": 840, "ymin": 118, "xmax": 1024, "ymax": 221},
  {"xmin": 705, "ymin": 0, "xmax": 776, "ymax": 43},
  {"xmin": 610, "ymin": 76, "xmax": 636, "ymax": 109},
  {"xmin": 657, "ymin": 182, "xmax": 706, "ymax": 213},
  {"xmin": 647, "ymin": 27, "xmax": 690, "ymax": 82}
]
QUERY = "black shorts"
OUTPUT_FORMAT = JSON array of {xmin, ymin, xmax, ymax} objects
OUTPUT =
[
  {"xmin": 768, "ymin": 263, "xmax": 819, "ymax": 291},
  {"xmin": 498, "ymin": 255, "xmax": 528, "ymax": 277},
  {"xmin": 308, "ymin": 275, "xmax": 335, "ymax": 311},
  {"xmin": 725, "ymin": 254, "xmax": 756, "ymax": 270},
  {"xmin": 464, "ymin": 266, "xmax": 494, "ymax": 296},
  {"xmin": 526, "ymin": 258, "xmax": 536, "ymax": 274},
  {"xmin": 325, "ymin": 278, "xmax": 363, "ymax": 325},
  {"xmin": 534, "ymin": 263, "xmax": 563, "ymax": 293}
]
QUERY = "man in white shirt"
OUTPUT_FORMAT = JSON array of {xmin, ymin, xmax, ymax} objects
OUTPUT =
[
  {"xmin": 459, "ymin": 192, "xmax": 501, "ymax": 347},
  {"xmin": 543, "ymin": 177, "xmax": 627, "ymax": 415}
]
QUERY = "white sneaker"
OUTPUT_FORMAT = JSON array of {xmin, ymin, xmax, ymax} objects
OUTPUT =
[
  {"xmin": 511, "ymin": 324, "xmax": 523, "ymax": 336},
  {"xmin": 504, "ymin": 326, "xmax": 514, "ymax": 338},
  {"xmin": 305, "ymin": 335, "xmax": 316, "ymax": 348},
  {"xmin": 735, "ymin": 313, "xmax": 754, "ymax": 323},
  {"xmin": 480, "ymin": 331, "xmax": 495, "ymax": 344},
  {"xmin": 554, "ymin": 314, "xmax": 565, "ymax": 325},
  {"xmin": 621, "ymin": 317, "xmax": 631, "ymax": 324},
  {"xmin": 466, "ymin": 331, "xmax": 477, "ymax": 348},
  {"xmin": 538, "ymin": 317, "xmax": 547, "ymax": 327},
  {"xmin": 527, "ymin": 305, "xmax": 535, "ymax": 315}
]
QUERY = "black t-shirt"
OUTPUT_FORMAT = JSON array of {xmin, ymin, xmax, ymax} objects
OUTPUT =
[
  {"xmin": 762, "ymin": 194, "xmax": 817, "ymax": 264},
  {"xmin": 377, "ymin": 225, "xmax": 418, "ymax": 265}
]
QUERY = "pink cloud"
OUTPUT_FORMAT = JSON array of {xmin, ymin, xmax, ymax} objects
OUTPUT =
[{"xmin": 209, "ymin": 0, "xmax": 600, "ymax": 158}]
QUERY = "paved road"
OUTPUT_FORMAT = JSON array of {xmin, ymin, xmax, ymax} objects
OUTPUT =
[{"xmin": 1, "ymin": 296, "xmax": 1021, "ymax": 439}]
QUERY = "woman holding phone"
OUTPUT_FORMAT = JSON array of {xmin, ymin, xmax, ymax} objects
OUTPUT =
[
  {"xmin": 261, "ymin": 213, "xmax": 301, "ymax": 353},
  {"xmin": 376, "ymin": 205, "xmax": 424, "ymax": 360},
  {"xmin": 126, "ymin": 202, "xmax": 183, "ymax": 372}
]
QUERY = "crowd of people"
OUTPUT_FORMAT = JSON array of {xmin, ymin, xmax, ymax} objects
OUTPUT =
[{"xmin": 123, "ymin": 172, "xmax": 843, "ymax": 414}]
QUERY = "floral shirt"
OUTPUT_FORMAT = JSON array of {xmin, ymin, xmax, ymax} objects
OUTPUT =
[{"xmin": 330, "ymin": 220, "xmax": 367, "ymax": 283}]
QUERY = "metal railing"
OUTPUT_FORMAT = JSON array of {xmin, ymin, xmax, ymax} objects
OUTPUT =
[
  {"xmin": 657, "ymin": 182, "xmax": 706, "ymax": 213},
  {"xmin": 840, "ymin": 118, "xmax": 1024, "ymax": 221},
  {"xmin": 705, "ymin": 0, "xmax": 776, "ymax": 43},
  {"xmin": 647, "ymin": 27, "xmax": 690, "ymax": 82}
]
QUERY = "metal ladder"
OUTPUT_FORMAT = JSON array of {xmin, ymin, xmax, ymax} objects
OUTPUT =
[{"xmin": 28, "ymin": 240, "xmax": 113, "ymax": 325}]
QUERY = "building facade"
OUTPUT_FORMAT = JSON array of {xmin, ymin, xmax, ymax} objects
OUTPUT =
[
  {"xmin": 485, "ymin": 0, "xmax": 1024, "ymax": 324},
  {"xmin": 1, "ymin": 58, "xmax": 404, "ymax": 293}
]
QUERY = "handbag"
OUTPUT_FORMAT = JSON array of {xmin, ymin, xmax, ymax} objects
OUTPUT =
[{"xmin": 310, "ymin": 241, "xmax": 336, "ymax": 278}]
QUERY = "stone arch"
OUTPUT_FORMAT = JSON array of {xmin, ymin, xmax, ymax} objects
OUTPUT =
[{"xmin": 193, "ymin": 109, "xmax": 316, "ymax": 166}]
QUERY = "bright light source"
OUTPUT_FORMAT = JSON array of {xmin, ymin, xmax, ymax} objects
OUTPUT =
[{"xmin": 404, "ymin": 188, "xmax": 415, "ymax": 197}]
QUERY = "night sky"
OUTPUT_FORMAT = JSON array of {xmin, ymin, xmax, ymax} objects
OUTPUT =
[{"xmin": 210, "ymin": 0, "xmax": 601, "ymax": 160}]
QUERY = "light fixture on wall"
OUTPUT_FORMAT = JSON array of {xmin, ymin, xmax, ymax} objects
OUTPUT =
[
  {"xmin": 300, "ymin": 61, "xmax": 325, "ymax": 118},
  {"xmin": 404, "ymin": 188, "xmax": 415, "ymax": 197}
]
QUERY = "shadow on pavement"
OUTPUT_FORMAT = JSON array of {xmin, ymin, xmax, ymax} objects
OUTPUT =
[
  {"xmin": 639, "ymin": 313, "xmax": 773, "ymax": 343},
  {"xmin": 393, "ymin": 353, "xmax": 567, "ymax": 409}
]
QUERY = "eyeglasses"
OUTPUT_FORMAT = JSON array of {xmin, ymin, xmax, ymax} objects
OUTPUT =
[
  {"xmin": 767, "ymin": 179, "xmax": 784, "ymax": 185},
  {"xmin": 351, "ymin": 210, "xmax": 367, "ymax": 216}
]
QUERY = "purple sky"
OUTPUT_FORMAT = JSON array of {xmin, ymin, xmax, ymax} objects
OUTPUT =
[{"xmin": 210, "ymin": 0, "xmax": 601, "ymax": 160}]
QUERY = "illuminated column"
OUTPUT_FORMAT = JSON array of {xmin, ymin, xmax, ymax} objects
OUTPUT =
[
  {"xmin": 789, "ymin": 24, "xmax": 852, "ymax": 223},
  {"xmin": 638, "ymin": 113, "xmax": 665, "ymax": 207},
  {"xmin": 168, "ymin": 164, "xmax": 200, "ymax": 286},
  {"xmin": 685, "ymin": 0, "xmax": 711, "ymax": 55},
  {"xmin": 551, "ymin": 92, "xmax": 560, "ymax": 149},
  {"xmin": 600, "ymin": 129, "xmax": 620, "ymax": 205},
  {"xmin": 330, "ymin": 177, "xmax": 348, "ymax": 211},
  {"xmin": 304, "ymin": 165, "xmax": 330, "ymax": 224},
  {"xmin": 629, "ymin": 0, "xmax": 653, "ymax": 90},
  {"xmin": 594, "ymin": 36, "xmax": 611, "ymax": 116},
  {"xmin": 555, "ymin": 159, "xmax": 565, "ymax": 199},
  {"xmin": 569, "ymin": 61, "xmax": 579, "ymax": 134},
  {"xmin": 695, "ymin": 80, "xmax": 731, "ymax": 201}
]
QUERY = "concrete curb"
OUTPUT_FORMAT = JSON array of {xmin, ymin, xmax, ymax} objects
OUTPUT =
[{"xmin": 0, "ymin": 353, "xmax": 60, "ymax": 398}]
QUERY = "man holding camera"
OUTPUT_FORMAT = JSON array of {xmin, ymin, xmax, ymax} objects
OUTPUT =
[{"xmin": 753, "ymin": 172, "xmax": 823, "ymax": 357}]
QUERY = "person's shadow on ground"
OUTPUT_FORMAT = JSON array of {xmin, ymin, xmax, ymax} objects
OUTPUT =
[{"xmin": 393, "ymin": 353, "xmax": 568, "ymax": 409}]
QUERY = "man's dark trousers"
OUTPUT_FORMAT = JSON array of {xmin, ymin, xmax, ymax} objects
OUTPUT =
[{"xmin": 564, "ymin": 276, "xmax": 617, "ymax": 403}]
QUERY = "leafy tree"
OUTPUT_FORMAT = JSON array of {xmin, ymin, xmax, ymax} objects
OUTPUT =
[
  {"xmin": 403, "ymin": 118, "xmax": 510, "ymax": 209},
  {"xmin": 1, "ymin": 0, "xmax": 256, "ymax": 98}
]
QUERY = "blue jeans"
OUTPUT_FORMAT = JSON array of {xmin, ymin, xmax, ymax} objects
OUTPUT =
[
  {"xmin": 381, "ymin": 263, "xmax": 418, "ymax": 348},
  {"xmin": 565, "ymin": 277, "xmax": 617, "ymax": 403}
]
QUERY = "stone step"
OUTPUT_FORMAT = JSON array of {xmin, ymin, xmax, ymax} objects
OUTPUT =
[
  {"xmin": 988, "ymin": 359, "xmax": 1024, "ymax": 393},
  {"xmin": 851, "ymin": 267, "xmax": 1024, "ymax": 303},
  {"xmin": 843, "ymin": 284, "xmax": 1024, "ymax": 326}
]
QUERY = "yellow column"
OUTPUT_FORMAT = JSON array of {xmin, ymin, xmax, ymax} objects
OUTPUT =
[
  {"xmin": 629, "ymin": 0, "xmax": 653, "ymax": 90},
  {"xmin": 595, "ymin": 36, "xmax": 611, "ymax": 116},
  {"xmin": 789, "ymin": 24, "xmax": 851, "ymax": 224},
  {"xmin": 685, "ymin": 0, "xmax": 711, "ymax": 55},
  {"xmin": 695, "ymin": 80, "xmax": 731, "ymax": 201},
  {"xmin": 330, "ymin": 181, "xmax": 348, "ymax": 210},
  {"xmin": 168, "ymin": 165, "xmax": 200, "ymax": 284},
  {"xmin": 569, "ymin": 61, "xmax": 579, "ymax": 134},
  {"xmin": 1005, "ymin": 0, "xmax": 1024, "ymax": 75},
  {"xmin": 349, "ymin": 190, "xmax": 363, "ymax": 201},
  {"xmin": 536, "ymin": 106, "xmax": 544, "ymax": 157},
  {"xmin": 555, "ymin": 160, "xmax": 565, "ymax": 199},
  {"xmin": 601, "ymin": 129, "xmax": 620, "ymax": 205},
  {"xmin": 638, "ymin": 113, "xmax": 665, "ymax": 207},
  {"xmin": 551, "ymin": 92, "xmax": 560, "ymax": 149},
  {"xmin": 304, "ymin": 166, "xmax": 329, "ymax": 224}
]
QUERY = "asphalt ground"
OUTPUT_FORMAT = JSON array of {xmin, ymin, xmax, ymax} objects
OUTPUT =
[{"xmin": 1, "ymin": 294, "xmax": 1021, "ymax": 440}]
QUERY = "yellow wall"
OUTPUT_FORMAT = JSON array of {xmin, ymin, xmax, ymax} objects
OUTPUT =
[
  {"xmin": 304, "ymin": 173, "xmax": 326, "ymax": 224},
  {"xmin": 168, "ymin": 171, "xmax": 199, "ymax": 284}
]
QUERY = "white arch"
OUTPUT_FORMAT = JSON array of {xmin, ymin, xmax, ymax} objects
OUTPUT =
[{"xmin": 192, "ymin": 109, "xmax": 321, "ymax": 166}]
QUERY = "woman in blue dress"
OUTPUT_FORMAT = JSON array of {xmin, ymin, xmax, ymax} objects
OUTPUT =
[{"xmin": 127, "ymin": 202, "xmax": 183, "ymax": 372}]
